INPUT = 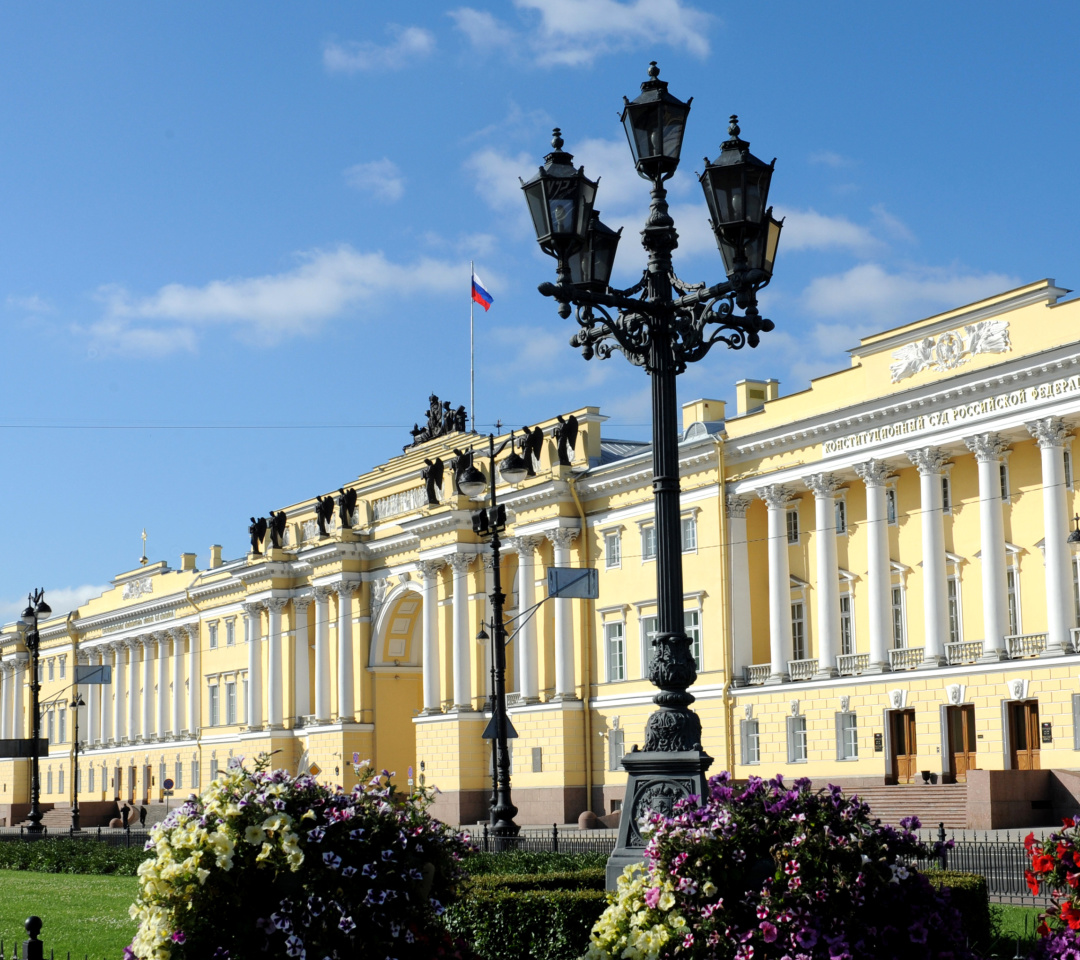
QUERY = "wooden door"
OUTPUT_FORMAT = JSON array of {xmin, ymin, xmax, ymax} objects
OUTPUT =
[
  {"xmin": 1009, "ymin": 700, "xmax": 1041, "ymax": 770},
  {"xmin": 947, "ymin": 704, "xmax": 977, "ymax": 782},
  {"xmin": 890, "ymin": 709, "xmax": 917, "ymax": 784}
]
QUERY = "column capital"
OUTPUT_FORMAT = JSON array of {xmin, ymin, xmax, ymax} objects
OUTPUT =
[
  {"xmin": 756, "ymin": 483, "xmax": 792, "ymax": 509},
  {"xmin": 546, "ymin": 528, "xmax": 578, "ymax": 549},
  {"xmin": 804, "ymin": 473, "xmax": 843, "ymax": 499},
  {"xmin": 964, "ymin": 432, "xmax": 1009, "ymax": 462},
  {"xmin": 853, "ymin": 458, "xmax": 891, "ymax": 487},
  {"xmin": 169, "ymin": 626, "xmax": 188, "ymax": 646},
  {"xmin": 333, "ymin": 580, "xmax": 361, "ymax": 598},
  {"xmin": 725, "ymin": 493, "xmax": 752, "ymax": 519},
  {"xmin": 446, "ymin": 553, "xmax": 474, "ymax": 573},
  {"xmin": 907, "ymin": 446, "xmax": 950, "ymax": 476},
  {"xmin": 293, "ymin": 594, "xmax": 313, "ymax": 613},
  {"xmin": 242, "ymin": 601, "xmax": 264, "ymax": 617},
  {"xmin": 1027, "ymin": 416, "xmax": 1072, "ymax": 449},
  {"xmin": 416, "ymin": 558, "xmax": 445, "ymax": 580},
  {"xmin": 152, "ymin": 631, "xmax": 170, "ymax": 648},
  {"xmin": 182, "ymin": 623, "xmax": 200, "ymax": 643},
  {"xmin": 265, "ymin": 596, "xmax": 289, "ymax": 613},
  {"xmin": 505, "ymin": 534, "xmax": 543, "ymax": 555},
  {"xmin": 313, "ymin": 584, "xmax": 335, "ymax": 602}
]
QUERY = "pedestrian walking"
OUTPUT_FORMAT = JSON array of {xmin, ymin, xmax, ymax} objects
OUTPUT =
[{"xmin": 139, "ymin": 804, "xmax": 147, "ymax": 827}]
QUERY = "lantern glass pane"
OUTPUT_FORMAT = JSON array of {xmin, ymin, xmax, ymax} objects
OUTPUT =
[
  {"xmin": 764, "ymin": 217, "xmax": 782, "ymax": 275},
  {"xmin": 661, "ymin": 106, "xmax": 686, "ymax": 160},
  {"xmin": 716, "ymin": 231, "xmax": 738, "ymax": 277},
  {"xmin": 524, "ymin": 182, "xmax": 549, "ymax": 239}
]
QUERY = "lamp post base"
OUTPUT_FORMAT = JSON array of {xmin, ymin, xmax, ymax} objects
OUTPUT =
[{"xmin": 605, "ymin": 748, "xmax": 713, "ymax": 889}]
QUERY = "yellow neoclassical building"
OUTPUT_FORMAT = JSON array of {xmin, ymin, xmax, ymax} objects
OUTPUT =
[{"xmin": 4, "ymin": 277, "xmax": 1080, "ymax": 828}]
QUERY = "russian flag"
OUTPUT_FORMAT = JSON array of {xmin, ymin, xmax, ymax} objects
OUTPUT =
[{"xmin": 471, "ymin": 271, "xmax": 493, "ymax": 311}]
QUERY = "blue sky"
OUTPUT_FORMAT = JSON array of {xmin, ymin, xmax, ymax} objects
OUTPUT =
[{"xmin": 2, "ymin": 2, "xmax": 1078, "ymax": 620}]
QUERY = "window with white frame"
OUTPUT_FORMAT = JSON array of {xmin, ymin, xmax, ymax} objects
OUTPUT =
[
  {"xmin": 58, "ymin": 767, "xmax": 64, "ymax": 795},
  {"xmin": 834, "ymin": 499, "xmax": 847, "ymax": 536},
  {"xmin": 47, "ymin": 710, "xmax": 55, "ymax": 744},
  {"xmin": 225, "ymin": 619, "xmax": 235, "ymax": 646},
  {"xmin": 886, "ymin": 487, "xmax": 898, "ymax": 525},
  {"xmin": 786, "ymin": 715, "xmax": 808, "ymax": 762},
  {"xmin": 1007, "ymin": 566, "xmax": 1021, "ymax": 636},
  {"xmin": 839, "ymin": 593, "xmax": 854, "ymax": 656},
  {"xmin": 47, "ymin": 659, "xmax": 54, "ymax": 682},
  {"xmin": 941, "ymin": 475, "xmax": 953, "ymax": 515},
  {"xmin": 641, "ymin": 525, "xmax": 657, "ymax": 562},
  {"xmin": 641, "ymin": 614, "xmax": 658, "ymax": 672},
  {"xmin": 59, "ymin": 708, "xmax": 66, "ymax": 743},
  {"xmin": 59, "ymin": 656, "xmax": 66, "ymax": 679},
  {"xmin": 946, "ymin": 576, "xmax": 962, "ymax": 645},
  {"xmin": 243, "ymin": 679, "xmax": 249, "ymax": 723},
  {"xmin": 159, "ymin": 760, "xmax": 166, "ymax": 788},
  {"xmin": 226, "ymin": 681, "xmax": 237, "ymax": 725},
  {"xmin": 208, "ymin": 622, "xmax": 219, "ymax": 649},
  {"xmin": 46, "ymin": 768, "xmax": 53, "ymax": 794},
  {"xmin": 1000, "ymin": 461, "xmax": 1010, "ymax": 502},
  {"xmin": 685, "ymin": 610, "xmax": 702, "ymax": 671},
  {"xmin": 604, "ymin": 531, "xmax": 622, "ymax": 569},
  {"xmin": 175, "ymin": 760, "xmax": 184, "ymax": 789},
  {"xmin": 791, "ymin": 601, "xmax": 806, "ymax": 660},
  {"xmin": 608, "ymin": 728, "xmax": 625, "ymax": 771},
  {"xmin": 605, "ymin": 622, "xmax": 626, "ymax": 682},
  {"xmin": 837, "ymin": 711, "xmax": 858, "ymax": 760},
  {"xmin": 891, "ymin": 586, "xmax": 906, "ymax": 649},
  {"xmin": 681, "ymin": 515, "xmax": 698, "ymax": 553},
  {"xmin": 192, "ymin": 757, "xmax": 200, "ymax": 788},
  {"xmin": 208, "ymin": 684, "xmax": 220, "ymax": 726},
  {"xmin": 786, "ymin": 506, "xmax": 800, "ymax": 544},
  {"xmin": 741, "ymin": 719, "xmax": 760, "ymax": 764},
  {"xmin": 89, "ymin": 765, "xmax": 95, "ymax": 793}
]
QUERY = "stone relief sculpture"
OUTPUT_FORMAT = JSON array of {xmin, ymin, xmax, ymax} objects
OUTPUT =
[
  {"xmin": 122, "ymin": 577, "xmax": 154, "ymax": 600},
  {"xmin": 248, "ymin": 517, "xmax": 268, "ymax": 555},
  {"xmin": 889, "ymin": 319, "xmax": 1011, "ymax": 383}
]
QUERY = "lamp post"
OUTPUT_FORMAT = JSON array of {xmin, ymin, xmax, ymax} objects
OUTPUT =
[
  {"xmin": 460, "ymin": 434, "xmax": 529, "ymax": 846},
  {"xmin": 20, "ymin": 589, "xmax": 52, "ymax": 835},
  {"xmin": 70, "ymin": 692, "xmax": 84, "ymax": 832},
  {"xmin": 522, "ymin": 62, "xmax": 782, "ymax": 885}
]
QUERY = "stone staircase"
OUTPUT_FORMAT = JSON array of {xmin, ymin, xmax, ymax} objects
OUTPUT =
[{"xmin": 840, "ymin": 783, "xmax": 969, "ymax": 830}]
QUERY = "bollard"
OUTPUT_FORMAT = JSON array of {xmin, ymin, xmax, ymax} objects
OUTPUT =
[
  {"xmin": 482, "ymin": 823, "xmax": 489, "ymax": 853},
  {"xmin": 23, "ymin": 917, "xmax": 43, "ymax": 960},
  {"xmin": 552, "ymin": 823, "xmax": 558, "ymax": 854},
  {"xmin": 937, "ymin": 822, "xmax": 948, "ymax": 870}
]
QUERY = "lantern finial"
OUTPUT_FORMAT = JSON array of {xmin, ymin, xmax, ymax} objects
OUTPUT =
[
  {"xmin": 551, "ymin": 128, "xmax": 564, "ymax": 150},
  {"xmin": 647, "ymin": 61, "xmax": 659, "ymax": 79},
  {"xmin": 728, "ymin": 115, "xmax": 741, "ymax": 139}
]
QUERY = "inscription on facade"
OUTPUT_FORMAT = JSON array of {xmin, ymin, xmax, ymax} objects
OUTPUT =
[{"xmin": 102, "ymin": 609, "xmax": 175, "ymax": 635}]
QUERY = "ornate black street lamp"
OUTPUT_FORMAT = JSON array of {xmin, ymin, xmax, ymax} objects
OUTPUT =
[
  {"xmin": 460, "ymin": 435, "xmax": 529, "ymax": 846},
  {"xmin": 20, "ymin": 589, "xmax": 51, "ymax": 835},
  {"xmin": 522, "ymin": 62, "xmax": 783, "ymax": 884},
  {"xmin": 70, "ymin": 692, "xmax": 84, "ymax": 832}
]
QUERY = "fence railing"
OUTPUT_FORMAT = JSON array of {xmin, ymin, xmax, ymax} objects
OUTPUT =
[
  {"xmin": 471, "ymin": 824, "xmax": 617, "ymax": 855},
  {"xmin": 0, "ymin": 826, "xmax": 149, "ymax": 847}
]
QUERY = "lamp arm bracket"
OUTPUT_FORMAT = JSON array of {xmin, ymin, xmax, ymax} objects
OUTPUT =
[
  {"xmin": 538, "ymin": 282, "xmax": 666, "ymax": 321},
  {"xmin": 612, "ymin": 271, "xmax": 649, "ymax": 299},
  {"xmin": 668, "ymin": 271, "xmax": 707, "ymax": 296},
  {"xmin": 570, "ymin": 304, "xmax": 651, "ymax": 367}
]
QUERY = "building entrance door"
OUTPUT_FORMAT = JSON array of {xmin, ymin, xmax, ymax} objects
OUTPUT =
[
  {"xmin": 1009, "ymin": 700, "xmax": 1041, "ymax": 770},
  {"xmin": 889, "ymin": 709, "xmax": 917, "ymax": 784},
  {"xmin": 946, "ymin": 704, "xmax": 977, "ymax": 782}
]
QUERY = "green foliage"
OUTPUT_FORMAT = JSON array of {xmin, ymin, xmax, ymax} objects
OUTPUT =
[
  {"xmin": 463, "ymin": 869, "xmax": 606, "ymax": 892},
  {"xmin": 445, "ymin": 887, "xmax": 608, "ymax": 960},
  {"xmin": 0, "ymin": 838, "xmax": 150, "ymax": 875},
  {"xmin": 924, "ymin": 871, "xmax": 990, "ymax": 949},
  {"xmin": 461, "ymin": 850, "xmax": 609, "ymax": 875}
]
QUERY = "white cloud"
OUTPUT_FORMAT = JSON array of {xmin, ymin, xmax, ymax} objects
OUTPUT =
[
  {"xmin": 323, "ymin": 26, "xmax": 435, "ymax": 73},
  {"xmin": 870, "ymin": 204, "xmax": 916, "ymax": 244},
  {"xmin": 83, "ymin": 246, "xmax": 465, "ymax": 355},
  {"xmin": 0, "ymin": 584, "xmax": 109, "ymax": 625},
  {"xmin": 447, "ymin": 8, "xmax": 518, "ymax": 48},
  {"xmin": 6, "ymin": 294, "xmax": 52, "ymax": 313},
  {"xmin": 344, "ymin": 159, "xmax": 405, "ymax": 202},
  {"xmin": 802, "ymin": 263, "xmax": 1020, "ymax": 328},
  {"xmin": 773, "ymin": 206, "xmax": 882, "ymax": 254},
  {"xmin": 809, "ymin": 150, "xmax": 853, "ymax": 168}
]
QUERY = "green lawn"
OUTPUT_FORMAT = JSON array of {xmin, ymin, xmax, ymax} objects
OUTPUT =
[{"xmin": 0, "ymin": 870, "xmax": 138, "ymax": 960}]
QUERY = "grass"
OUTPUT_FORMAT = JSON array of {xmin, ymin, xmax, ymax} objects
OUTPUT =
[
  {"xmin": 0, "ymin": 870, "xmax": 138, "ymax": 960},
  {"xmin": 988, "ymin": 903, "xmax": 1042, "ymax": 956}
]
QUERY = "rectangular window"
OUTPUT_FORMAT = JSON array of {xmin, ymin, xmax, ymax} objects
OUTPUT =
[
  {"xmin": 786, "ymin": 507, "xmax": 800, "ymax": 544},
  {"xmin": 47, "ymin": 711, "xmax": 55, "ymax": 744},
  {"xmin": 947, "ymin": 577, "xmax": 961, "ymax": 645},
  {"xmin": 226, "ymin": 620, "xmax": 235, "ymax": 646},
  {"xmin": 608, "ymin": 728, "xmax": 625, "ymax": 771},
  {"xmin": 192, "ymin": 759, "xmax": 200, "ymax": 788},
  {"xmin": 1000, "ymin": 462, "xmax": 1010, "ymax": 501},
  {"xmin": 604, "ymin": 531, "xmax": 622, "ymax": 569},
  {"xmin": 159, "ymin": 761, "xmax": 167, "ymax": 789},
  {"xmin": 1007, "ymin": 567, "xmax": 1020, "ymax": 636},
  {"xmin": 605, "ymin": 622, "xmax": 626, "ymax": 682},
  {"xmin": 174, "ymin": 761, "xmax": 183, "ymax": 789},
  {"xmin": 58, "ymin": 767, "xmax": 64, "ymax": 796},
  {"xmin": 208, "ymin": 686, "xmax": 220, "ymax": 727},
  {"xmin": 941, "ymin": 476, "xmax": 952, "ymax": 515},
  {"xmin": 59, "ymin": 708, "xmax": 66, "ymax": 744},
  {"xmin": 531, "ymin": 746, "xmax": 543, "ymax": 773},
  {"xmin": 641, "ymin": 526, "xmax": 657, "ymax": 561},
  {"xmin": 37, "ymin": 662, "xmax": 43, "ymax": 682},
  {"xmin": 47, "ymin": 769, "xmax": 53, "ymax": 794},
  {"xmin": 1067, "ymin": 449, "xmax": 1075, "ymax": 491},
  {"xmin": 641, "ymin": 615, "xmax": 658, "ymax": 672},
  {"xmin": 89, "ymin": 765, "xmax": 95, "ymax": 793},
  {"xmin": 835, "ymin": 499, "xmax": 847, "ymax": 535},
  {"xmin": 840, "ymin": 594, "xmax": 854, "ymax": 656},
  {"xmin": 226, "ymin": 682, "xmax": 237, "ymax": 725},
  {"xmin": 791, "ymin": 602, "xmax": 806, "ymax": 660},
  {"xmin": 891, "ymin": 587, "xmax": 906, "ymax": 649},
  {"xmin": 741, "ymin": 719, "xmax": 760, "ymax": 764},
  {"xmin": 886, "ymin": 488, "xmax": 898, "ymax": 525},
  {"xmin": 59, "ymin": 657, "xmax": 66, "ymax": 679},
  {"xmin": 787, "ymin": 716, "xmax": 808, "ymax": 762},
  {"xmin": 681, "ymin": 515, "xmax": 698, "ymax": 552},
  {"xmin": 208, "ymin": 623, "xmax": 219, "ymax": 649},
  {"xmin": 684, "ymin": 610, "xmax": 702, "ymax": 671},
  {"xmin": 48, "ymin": 659, "xmax": 54, "ymax": 682},
  {"xmin": 837, "ymin": 712, "xmax": 859, "ymax": 760}
]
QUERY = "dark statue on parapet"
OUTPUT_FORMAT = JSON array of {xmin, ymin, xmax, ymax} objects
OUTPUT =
[
  {"xmin": 519, "ymin": 426, "xmax": 544, "ymax": 477},
  {"xmin": 268, "ymin": 511, "xmax": 287, "ymax": 550},
  {"xmin": 422, "ymin": 457, "xmax": 444, "ymax": 505},
  {"xmin": 337, "ymin": 487, "xmax": 358, "ymax": 528},
  {"xmin": 553, "ymin": 414, "xmax": 579, "ymax": 466},
  {"xmin": 315, "ymin": 495, "xmax": 336, "ymax": 537},
  {"xmin": 248, "ymin": 516, "xmax": 268, "ymax": 555},
  {"xmin": 405, "ymin": 393, "xmax": 468, "ymax": 450}
]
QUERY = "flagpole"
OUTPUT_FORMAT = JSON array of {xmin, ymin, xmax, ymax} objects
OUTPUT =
[{"xmin": 470, "ymin": 259, "xmax": 476, "ymax": 434}]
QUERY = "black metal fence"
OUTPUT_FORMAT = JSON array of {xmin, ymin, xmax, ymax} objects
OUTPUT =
[
  {"xmin": 472, "ymin": 824, "xmax": 617, "ymax": 855},
  {"xmin": 0, "ymin": 827, "xmax": 148, "ymax": 848}
]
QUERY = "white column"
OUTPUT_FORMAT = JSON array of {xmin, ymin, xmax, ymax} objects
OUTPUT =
[
  {"xmin": 1028, "ymin": 417, "xmax": 1075, "ymax": 655},
  {"xmin": 12, "ymin": 659, "xmax": 25, "ymax": 739},
  {"xmin": 0, "ymin": 665, "xmax": 10, "ymax": 740},
  {"xmin": 547, "ymin": 528, "xmax": 578, "ymax": 699},
  {"xmin": 418, "ymin": 560, "xmax": 444, "ymax": 714},
  {"xmin": 513, "ymin": 536, "xmax": 541, "ymax": 702},
  {"xmin": 84, "ymin": 653, "xmax": 98, "ymax": 745},
  {"xmin": 806, "ymin": 474, "xmax": 842, "ymax": 677},
  {"xmin": 156, "ymin": 633, "xmax": 170, "ymax": 738},
  {"xmin": 265, "ymin": 597, "xmax": 286, "ymax": 728},
  {"xmin": 313, "ymin": 586, "xmax": 333, "ymax": 723},
  {"xmin": 186, "ymin": 624, "xmax": 200, "ymax": 736},
  {"xmin": 244, "ymin": 602, "xmax": 263, "ymax": 729},
  {"xmin": 335, "ymin": 583, "xmax": 358, "ymax": 722},
  {"xmin": 965, "ymin": 433, "xmax": 1010, "ymax": 659},
  {"xmin": 293, "ymin": 597, "xmax": 312, "ymax": 719},
  {"xmin": 448, "ymin": 554, "xmax": 474, "ymax": 710},
  {"xmin": 110, "ymin": 644, "xmax": 124, "ymax": 742},
  {"xmin": 142, "ymin": 637, "xmax": 156, "ymax": 738},
  {"xmin": 908, "ymin": 447, "xmax": 950, "ymax": 666},
  {"xmin": 127, "ymin": 640, "xmax": 140, "ymax": 740},
  {"xmin": 726, "ymin": 495, "xmax": 754, "ymax": 680},
  {"xmin": 854, "ymin": 460, "xmax": 891, "ymax": 672},
  {"xmin": 170, "ymin": 631, "xmax": 184, "ymax": 736},
  {"xmin": 758, "ymin": 484, "xmax": 792, "ymax": 682}
]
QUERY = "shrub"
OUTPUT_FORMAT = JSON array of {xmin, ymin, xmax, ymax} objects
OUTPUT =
[
  {"xmin": 924, "ymin": 871, "xmax": 990, "ymax": 949},
  {"xmin": 461, "ymin": 851, "xmax": 608, "ymax": 875},
  {"xmin": 463, "ymin": 869, "xmax": 605, "ymax": 893},
  {"xmin": 0, "ymin": 838, "xmax": 150, "ymax": 875},
  {"xmin": 586, "ymin": 772, "xmax": 972, "ymax": 960},
  {"xmin": 127, "ymin": 757, "xmax": 474, "ymax": 960}
]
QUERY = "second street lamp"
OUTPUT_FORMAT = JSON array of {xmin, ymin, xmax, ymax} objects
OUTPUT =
[
  {"xmin": 71, "ymin": 691, "xmax": 85, "ymax": 832},
  {"xmin": 20, "ymin": 589, "xmax": 51, "ymax": 835},
  {"xmin": 522, "ymin": 62, "xmax": 783, "ymax": 885}
]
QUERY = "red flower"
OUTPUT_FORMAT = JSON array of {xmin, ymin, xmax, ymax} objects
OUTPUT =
[
  {"xmin": 1062, "ymin": 902, "xmax": 1080, "ymax": 930},
  {"xmin": 1039, "ymin": 920, "xmax": 1051, "ymax": 938},
  {"xmin": 1026, "ymin": 832, "xmax": 1038, "ymax": 855},
  {"xmin": 1027, "ymin": 870, "xmax": 1041, "ymax": 896},
  {"xmin": 1034, "ymin": 854, "xmax": 1055, "ymax": 874},
  {"xmin": 1065, "ymin": 817, "xmax": 1076, "ymax": 829}
]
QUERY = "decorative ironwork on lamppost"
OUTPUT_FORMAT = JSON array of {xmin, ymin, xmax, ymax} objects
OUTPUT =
[
  {"xmin": 70, "ymin": 691, "xmax": 85, "ymax": 832},
  {"xmin": 20, "ymin": 589, "xmax": 52, "ymax": 835},
  {"xmin": 460, "ymin": 435, "xmax": 529, "ymax": 847},
  {"xmin": 522, "ymin": 62, "xmax": 783, "ymax": 886}
]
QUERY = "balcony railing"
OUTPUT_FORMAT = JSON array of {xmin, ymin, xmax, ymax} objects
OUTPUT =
[
  {"xmin": 946, "ymin": 641, "xmax": 984, "ymax": 665},
  {"xmin": 787, "ymin": 658, "xmax": 819, "ymax": 681},
  {"xmin": 1006, "ymin": 632, "xmax": 1047, "ymax": 659},
  {"xmin": 743, "ymin": 664, "xmax": 771, "ymax": 686},
  {"xmin": 836, "ymin": 653, "xmax": 869, "ymax": 676},
  {"xmin": 889, "ymin": 647, "xmax": 924, "ymax": 671}
]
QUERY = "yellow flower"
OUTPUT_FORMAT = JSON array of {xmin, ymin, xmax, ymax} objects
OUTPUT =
[
  {"xmin": 244, "ymin": 825, "xmax": 267, "ymax": 845},
  {"xmin": 702, "ymin": 880, "xmax": 717, "ymax": 898}
]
